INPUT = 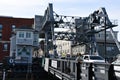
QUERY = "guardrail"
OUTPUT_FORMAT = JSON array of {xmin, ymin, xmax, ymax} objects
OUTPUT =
[{"xmin": 44, "ymin": 58, "xmax": 120, "ymax": 80}]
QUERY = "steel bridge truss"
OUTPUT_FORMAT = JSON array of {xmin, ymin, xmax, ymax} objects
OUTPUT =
[{"xmin": 38, "ymin": 3, "xmax": 118, "ymax": 57}]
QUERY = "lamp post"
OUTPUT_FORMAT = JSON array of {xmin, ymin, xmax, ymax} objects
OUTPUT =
[{"xmin": 98, "ymin": 14, "xmax": 107, "ymax": 62}]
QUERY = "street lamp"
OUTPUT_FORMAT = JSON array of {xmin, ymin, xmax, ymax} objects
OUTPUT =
[{"xmin": 97, "ymin": 14, "xmax": 107, "ymax": 62}]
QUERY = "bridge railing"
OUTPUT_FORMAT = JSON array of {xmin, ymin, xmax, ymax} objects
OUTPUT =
[
  {"xmin": 44, "ymin": 58, "xmax": 119, "ymax": 80},
  {"xmin": 47, "ymin": 58, "xmax": 77, "ymax": 80},
  {"xmin": 112, "ymin": 63, "xmax": 120, "ymax": 80}
]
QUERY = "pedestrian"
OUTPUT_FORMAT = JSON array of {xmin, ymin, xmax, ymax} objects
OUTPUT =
[
  {"xmin": 76, "ymin": 53, "xmax": 83, "ymax": 79},
  {"xmin": 76, "ymin": 53, "xmax": 83, "ymax": 63}
]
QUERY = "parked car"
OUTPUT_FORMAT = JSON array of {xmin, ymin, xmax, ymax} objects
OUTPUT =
[
  {"xmin": 83, "ymin": 55, "xmax": 105, "ymax": 63},
  {"xmin": 112, "ymin": 58, "xmax": 120, "ymax": 79}
]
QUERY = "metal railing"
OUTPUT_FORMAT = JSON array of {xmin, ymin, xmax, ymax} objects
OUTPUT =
[{"xmin": 45, "ymin": 58, "xmax": 120, "ymax": 80}]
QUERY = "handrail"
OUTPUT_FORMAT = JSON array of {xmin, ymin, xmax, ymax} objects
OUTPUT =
[{"xmin": 46, "ymin": 58, "xmax": 120, "ymax": 80}]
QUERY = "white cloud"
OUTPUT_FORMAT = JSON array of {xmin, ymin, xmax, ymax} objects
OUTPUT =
[
  {"xmin": 0, "ymin": 0, "xmax": 102, "ymax": 17},
  {"xmin": 51, "ymin": 0, "xmax": 100, "ymax": 3},
  {"xmin": 0, "ymin": 0, "xmax": 47, "ymax": 17},
  {"xmin": 0, "ymin": 0, "xmax": 41, "ymax": 6}
]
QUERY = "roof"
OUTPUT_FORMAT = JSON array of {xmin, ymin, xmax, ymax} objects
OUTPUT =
[
  {"xmin": 16, "ymin": 26, "xmax": 33, "ymax": 29},
  {"xmin": 14, "ymin": 26, "xmax": 35, "ymax": 32}
]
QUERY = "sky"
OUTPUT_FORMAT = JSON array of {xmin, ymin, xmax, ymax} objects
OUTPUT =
[{"xmin": 0, "ymin": 0, "xmax": 120, "ymax": 40}]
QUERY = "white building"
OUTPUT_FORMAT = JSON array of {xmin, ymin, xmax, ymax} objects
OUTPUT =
[
  {"xmin": 95, "ymin": 31, "xmax": 118, "ymax": 42},
  {"xmin": 56, "ymin": 40, "xmax": 72, "ymax": 57},
  {"xmin": 55, "ymin": 30, "xmax": 119, "ymax": 59},
  {"xmin": 10, "ymin": 26, "xmax": 39, "ymax": 64}
]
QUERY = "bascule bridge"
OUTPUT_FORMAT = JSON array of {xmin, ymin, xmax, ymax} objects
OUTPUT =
[{"xmin": 35, "ymin": 3, "xmax": 119, "ymax": 59}]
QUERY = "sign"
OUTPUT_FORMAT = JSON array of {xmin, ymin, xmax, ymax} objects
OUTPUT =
[
  {"xmin": 51, "ymin": 60, "xmax": 57, "ymax": 68},
  {"xmin": 44, "ymin": 58, "xmax": 49, "ymax": 72}
]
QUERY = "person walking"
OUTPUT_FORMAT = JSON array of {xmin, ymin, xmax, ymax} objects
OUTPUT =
[
  {"xmin": 76, "ymin": 53, "xmax": 83, "ymax": 80},
  {"xmin": 76, "ymin": 53, "xmax": 83, "ymax": 63}
]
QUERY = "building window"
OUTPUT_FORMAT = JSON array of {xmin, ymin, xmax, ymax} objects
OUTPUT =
[
  {"xmin": 19, "ymin": 32, "xmax": 24, "ymax": 38},
  {"xmin": 98, "ymin": 34, "xmax": 101, "ymax": 37},
  {"xmin": 12, "ymin": 25, "xmax": 16, "ymax": 31},
  {"xmin": 0, "ymin": 33, "xmax": 2, "ymax": 40},
  {"xmin": 26, "ymin": 32, "xmax": 31, "ymax": 38},
  {"xmin": 3, "ymin": 43, "xmax": 8, "ymax": 51},
  {"xmin": 0, "ymin": 25, "xmax": 3, "ymax": 30},
  {"xmin": 106, "ymin": 34, "xmax": 109, "ymax": 39},
  {"xmin": 106, "ymin": 47, "xmax": 114, "ymax": 51}
]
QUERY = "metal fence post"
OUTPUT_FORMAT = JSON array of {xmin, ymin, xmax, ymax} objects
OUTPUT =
[
  {"xmin": 108, "ymin": 64, "xmax": 117, "ymax": 80},
  {"xmin": 76, "ymin": 62, "xmax": 81, "ymax": 80},
  {"xmin": 2, "ymin": 69, "xmax": 6, "ymax": 80},
  {"xmin": 61, "ymin": 60, "xmax": 64, "ymax": 73},
  {"xmin": 89, "ymin": 63, "xmax": 93, "ymax": 80}
]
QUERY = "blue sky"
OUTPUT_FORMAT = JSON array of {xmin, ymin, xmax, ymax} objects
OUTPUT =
[{"xmin": 0, "ymin": 0, "xmax": 120, "ymax": 40}]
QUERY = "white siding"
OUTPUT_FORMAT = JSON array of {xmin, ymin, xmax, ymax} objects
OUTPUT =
[
  {"xmin": 10, "ymin": 36, "xmax": 16, "ymax": 56},
  {"xmin": 16, "ymin": 31, "xmax": 33, "ymax": 45}
]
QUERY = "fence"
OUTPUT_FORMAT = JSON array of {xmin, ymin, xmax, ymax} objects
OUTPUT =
[{"xmin": 45, "ymin": 58, "xmax": 120, "ymax": 80}]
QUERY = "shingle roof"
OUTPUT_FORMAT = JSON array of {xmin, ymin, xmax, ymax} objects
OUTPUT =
[{"xmin": 16, "ymin": 26, "xmax": 33, "ymax": 29}]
